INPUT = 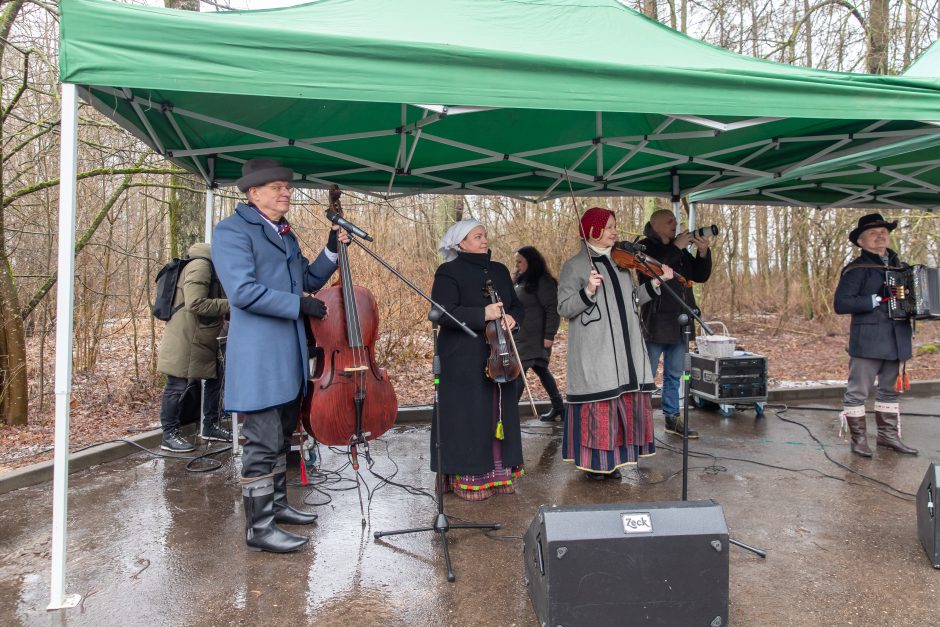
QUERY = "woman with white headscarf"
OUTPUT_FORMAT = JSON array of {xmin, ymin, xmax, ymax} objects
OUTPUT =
[{"xmin": 430, "ymin": 220, "xmax": 525, "ymax": 501}]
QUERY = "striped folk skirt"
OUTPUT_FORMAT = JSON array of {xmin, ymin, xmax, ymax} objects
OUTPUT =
[{"xmin": 562, "ymin": 391, "xmax": 655, "ymax": 475}]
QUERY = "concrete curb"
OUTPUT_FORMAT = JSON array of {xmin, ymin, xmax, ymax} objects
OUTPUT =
[{"xmin": 2, "ymin": 380, "xmax": 937, "ymax": 496}]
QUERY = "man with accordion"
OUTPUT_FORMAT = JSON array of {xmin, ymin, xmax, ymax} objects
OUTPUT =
[{"xmin": 834, "ymin": 213, "xmax": 919, "ymax": 458}]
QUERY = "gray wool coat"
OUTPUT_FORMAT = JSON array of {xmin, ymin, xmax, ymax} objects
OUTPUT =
[{"xmin": 557, "ymin": 248, "xmax": 659, "ymax": 403}]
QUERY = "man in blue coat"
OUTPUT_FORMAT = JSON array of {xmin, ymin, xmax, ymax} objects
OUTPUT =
[
  {"xmin": 213, "ymin": 158, "xmax": 348, "ymax": 553},
  {"xmin": 833, "ymin": 213, "xmax": 917, "ymax": 458}
]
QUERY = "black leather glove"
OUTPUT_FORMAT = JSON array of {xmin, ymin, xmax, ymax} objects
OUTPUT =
[
  {"xmin": 299, "ymin": 296, "xmax": 327, "ymax": 319},
  {"xmin": 326, "ymin": 228, "xmax": 338, "ymax": 253}
]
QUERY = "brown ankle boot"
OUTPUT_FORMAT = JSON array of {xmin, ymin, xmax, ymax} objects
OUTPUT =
[
  {"xmin": 874, "ymin": 402, "xmax": 918, "ymax": 455},
  {"xmin": 841, "ymin": 406, "xmax": 871, "ymax": 457}
]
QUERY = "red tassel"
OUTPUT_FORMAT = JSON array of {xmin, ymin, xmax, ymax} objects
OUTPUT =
[
  {"xmin": 903, "ymin": 371, "xmax": 910, "ymax": 391},
  {"xmin": 896, "ymin": 374, "xmax": 903, "ymax": 392}
]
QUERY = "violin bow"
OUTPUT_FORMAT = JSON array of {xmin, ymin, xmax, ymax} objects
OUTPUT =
[
  {"xmin": 563, "ymin": 167, "xmax": 600, "ymax": 276},
  {"xmin": 494, "ymin": 291, "xmax": 540, "ymax": 420}
]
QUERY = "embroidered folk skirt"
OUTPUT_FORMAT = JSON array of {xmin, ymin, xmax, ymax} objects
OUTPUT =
[
  {"xmin": 562, "ymin": 391, "xmax": 655, "ymax": 474},
  {"xmin": 446, "ymin": 386, "xmax": 524, "ymax": 501}
]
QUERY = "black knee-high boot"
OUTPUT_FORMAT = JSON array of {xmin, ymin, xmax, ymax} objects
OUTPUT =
[
  {"xmin": 272, "ymin": 454, "xmax": 318, "ymax": 525},
  {"xmin": 242, "ymin": 475, "xmax": 308, "ymax": 553}
]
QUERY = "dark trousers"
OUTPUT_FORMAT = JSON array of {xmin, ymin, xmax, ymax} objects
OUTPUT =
[
  {"xmin": 160, "ymin": 374, "xmax": 222, "ymax": 432},
  {"xmin": 240, "ymin": 395, "xmax": 302, "ymax": 478},
  {"xmin": 518, "ymin": 363, "xmax": 562, "ymax": 401}
]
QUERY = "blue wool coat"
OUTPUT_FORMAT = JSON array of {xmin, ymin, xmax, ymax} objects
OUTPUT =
[
  {"xmin": 833, "ymin": 248, "xmax": 913, "ymax": 362},
  {"xmin": 212, "ymin": 203, "xmax": 337, "ymax": 413}
]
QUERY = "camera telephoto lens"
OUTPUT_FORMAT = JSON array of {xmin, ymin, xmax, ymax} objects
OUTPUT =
[{"xmin": 689, "ymin": 225, "xmax": 719, "ymax": 238}]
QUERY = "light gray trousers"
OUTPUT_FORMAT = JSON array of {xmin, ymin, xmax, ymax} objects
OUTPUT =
[{"xmin": 843, "ymin": 356, "xmax": 900, "ymax": 407}]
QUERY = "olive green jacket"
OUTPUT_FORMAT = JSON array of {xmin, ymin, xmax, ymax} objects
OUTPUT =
[{"xmin": 157, "ymin": 243, "xmax": 230, "ymax": 379}]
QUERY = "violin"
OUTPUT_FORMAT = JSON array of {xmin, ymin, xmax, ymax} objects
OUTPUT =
[
  {"xmin": 300, "ymin": 186, "xmax": 397, "ymax": 461},
  {"xmin": 610, "ymin": 241, "xmax": 694, "ymax": 288},
  {"xmin": 482, "ymin": 279, "xmax": 522, "ymax": 383}
]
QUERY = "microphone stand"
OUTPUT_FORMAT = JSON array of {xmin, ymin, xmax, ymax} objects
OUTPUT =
[
  {"xmin": 351, "ymin": 236, "xmax": 500, "ymax": 582},
  {"xmin": 675, "ymin": 311, "xmax": 766, "ymax": 560},
  {"xmin": 373, "ymin": 308, "xmax": 501, "ymax": 583}
]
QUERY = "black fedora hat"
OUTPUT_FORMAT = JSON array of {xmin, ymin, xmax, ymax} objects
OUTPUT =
[
  {"xmin": 849, "ymin": 213, "xmax": 897, "ymax": 246},
  {"xmin": 236, "ymin": 158, "xmax": 294, "ymax": 192}
]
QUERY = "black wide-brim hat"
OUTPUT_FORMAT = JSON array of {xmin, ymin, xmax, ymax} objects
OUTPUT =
[
  {"xmin": 236, "ymin": 158, "xmax": 294, "ymax": 192},
  {"xmin": 849, "ymin": 213, "xmax": 897, "ymax": 246}
]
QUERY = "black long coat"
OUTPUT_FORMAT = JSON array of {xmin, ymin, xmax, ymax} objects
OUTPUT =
[
  {"xmin": 638, "ymin": 223, "xmax": 712, "ymax": 344},
  {"xmin": 834, "ymin": 248, "xmax": 913, "ymax": 361},
  {"xmin": 430, "ymin": 252, "xmax": 525, "ymax": 475},
  {"xmin": 513, "ymin": 274, "xmax": 560, "ymax": 368}
]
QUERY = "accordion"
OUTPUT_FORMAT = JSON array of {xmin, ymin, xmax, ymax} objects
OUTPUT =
[{"xmin": 886, "ymin": 265, "xmax": 940, "ymax": 320}]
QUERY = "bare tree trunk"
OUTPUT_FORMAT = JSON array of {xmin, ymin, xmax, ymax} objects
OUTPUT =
[
  {"xmin": 740, "ymin": 205, "xmax": 751, "ymax": 289},
  {"xmin": 795, "ymin": 208, "xmax": 814, "ymax": 320},
  {"xmin": 903, "ymin": 0, "xmax": 913, "ymax": 69},
  {"xmin": 803, "ymin": 0, "xmax": 813, "ymax": 66},
  {"xmin": 164, "ymin": 0, "xmax": 203, "ymax": 257},
  {"xmin": 0, "ymin": 0, "xmax": 31, "ymax": 425},
  {"xmin": 867, "ymin": 0, "xmax": 890, "ymax": 74},
  {"xmin": 755, "ymin": 206, "xmax": 770, "ymax": 295}
]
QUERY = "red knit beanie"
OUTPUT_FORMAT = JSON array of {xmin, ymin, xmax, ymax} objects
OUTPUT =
[{"xmin": 579, "ymin": 207, "xmax": 614, "ymax": 240}]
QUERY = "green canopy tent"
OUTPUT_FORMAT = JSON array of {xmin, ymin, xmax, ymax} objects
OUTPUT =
[
  {"xmin": 691, "ymin": 40, "xmax": 940, "ymax": 208},
  {"xmin": 48, "ymin": 0, "xmax": 940, "ymax": 608},
  {"xmin": 59, "ymin": 0, "xmax": 940, "ymax": 203}
]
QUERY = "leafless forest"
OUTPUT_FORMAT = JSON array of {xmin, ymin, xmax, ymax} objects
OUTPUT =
[{"xmin": 1, "ymin": 0, "xmax": 939, "ymax": 452}]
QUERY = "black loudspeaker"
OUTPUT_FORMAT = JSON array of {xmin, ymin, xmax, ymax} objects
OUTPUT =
[
  {"xmin": 917, "ymin": 463, "xmax": 940, "ymax": 568},
  {"xmin": 523, "ymin": 500, "xmax": 729, "ymax": 627}
]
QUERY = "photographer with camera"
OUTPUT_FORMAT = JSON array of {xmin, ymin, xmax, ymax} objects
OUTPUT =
[{"xmin": 638, "ymin": 209, "xmax": 714, "ymax": 438}]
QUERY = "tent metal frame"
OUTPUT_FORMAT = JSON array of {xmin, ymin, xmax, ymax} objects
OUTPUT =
[{"xmin": 84, "ymin": 85, "xmax": 940, "ymax": 209}]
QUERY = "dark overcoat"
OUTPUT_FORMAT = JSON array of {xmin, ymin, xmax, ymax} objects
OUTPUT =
[
  {"xmin": 430, "ymin": 251, "xmax": 525, "ymax": 475},
  {"xmin": 513, "ymin": 274, "xmax": 560, "ymax": 368},
  {"xmin": 212, "ymin": 203, "xmax": 337, "ymax": 413},
  {"xmin": 638, "ymin": 223, "xmax": 712, "ymax": 344},
  {"xmin": 833, "ymin": 248, "xmax": 913, "ymax": 361}
]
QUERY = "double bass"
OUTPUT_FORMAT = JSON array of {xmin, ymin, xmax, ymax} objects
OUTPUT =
[{"xmin": 300, "ymin": 186, "xmax": 397, "ymax": 462}]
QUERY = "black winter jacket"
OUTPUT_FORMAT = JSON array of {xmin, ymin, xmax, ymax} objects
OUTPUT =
[
  {"xmin": 833, "ymin": 248, "xmax": 913, "ymax": 362},
  {"xmin": 638, "ymin": 222, "xmax": 712, "ymax": 344}
]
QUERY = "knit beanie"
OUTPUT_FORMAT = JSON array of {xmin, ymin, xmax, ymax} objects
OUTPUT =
[{"xmin": 579, "ymin": 207, "xmax": 614, "ymax": 240}]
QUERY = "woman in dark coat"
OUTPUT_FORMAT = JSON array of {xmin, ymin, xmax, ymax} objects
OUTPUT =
[
  {"xmin": 430, "ymin": 220, "xmax": 525, "ymax": 501},
  {"xmin": 513, "ymin": 246, "xmax": 564, "ymax": 421}
]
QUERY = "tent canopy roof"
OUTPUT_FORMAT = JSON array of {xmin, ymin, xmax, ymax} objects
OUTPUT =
[{"xmin": 59, "ymin": 0, "xmax": 940, "ymax": 207}]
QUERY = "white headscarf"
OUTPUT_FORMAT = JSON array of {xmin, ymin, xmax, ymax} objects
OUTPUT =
[{"xmin": 437, "ymin": 219, "xmax": 482, "ymax": 261}]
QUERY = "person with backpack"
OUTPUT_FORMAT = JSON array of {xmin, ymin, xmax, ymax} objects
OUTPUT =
[
  {"xmin": 212, "ymin": 158, "xmax": 349, "ymax": 554},
  {"xmin": 156, "ymin": 242, "xmax": 231, "ymax": 452}
]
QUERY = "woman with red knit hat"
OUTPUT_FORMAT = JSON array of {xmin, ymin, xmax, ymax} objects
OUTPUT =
[{"xmin": 558, "ymin": 207, "xmax": 673, "ymax": 480}]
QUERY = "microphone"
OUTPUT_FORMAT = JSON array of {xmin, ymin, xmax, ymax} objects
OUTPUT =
[
  {"xmin": 326, "ymin": 210, "xmax": 374, "ymax": 242},
  {"xmin": 615, "ymin": 240, "xmax": 646, "ymax": 255}
]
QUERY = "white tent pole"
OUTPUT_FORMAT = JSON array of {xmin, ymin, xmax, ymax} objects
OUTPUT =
[
  {"xmin": 204, "ymin": 186, "xmax": 214, "ymax": 244},
  {"xmin": 199, "ymin": 186, "xmax": 215, "ymax": 434},
  {"xmin": 48, "ymin": 82, "xmax": 82, "ymax": 611}
]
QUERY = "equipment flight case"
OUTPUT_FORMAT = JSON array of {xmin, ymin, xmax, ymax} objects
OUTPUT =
[{"xmin": 689, "ymin": 351, "xmax": 767, "ymax": 417}]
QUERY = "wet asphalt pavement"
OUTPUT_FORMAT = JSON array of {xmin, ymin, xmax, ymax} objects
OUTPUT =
[{"xmin": 2, "ymin": 394, "xmax": 939, "ymax": 626}]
